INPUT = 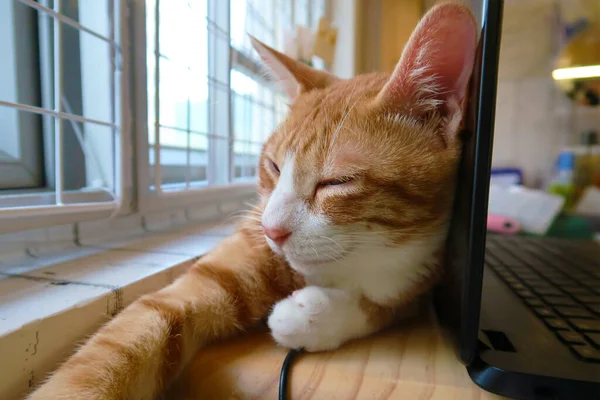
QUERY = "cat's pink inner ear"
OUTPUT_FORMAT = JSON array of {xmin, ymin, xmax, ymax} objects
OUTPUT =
[
  {"xmin": 377, "ymin": 3, "xmax": 478, "ymax": 119},
  {"xmin": 249, "ymin": 36, "xmax": 338, "ymax": 101}
]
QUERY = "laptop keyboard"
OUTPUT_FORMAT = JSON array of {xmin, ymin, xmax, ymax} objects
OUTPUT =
[{"xmin": 485, "ymin": 234, "xmax": 600, "ymax": 363}]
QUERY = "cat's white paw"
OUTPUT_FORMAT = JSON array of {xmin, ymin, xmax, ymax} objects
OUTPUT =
[{"xmin": 267, "ymin": 286, "xmax": 365, "ymax": 352}]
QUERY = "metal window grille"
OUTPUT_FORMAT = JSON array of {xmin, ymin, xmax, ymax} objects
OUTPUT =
[
  {"xmin": 138, "ymin": 0, "xmax": 328, "ymax": 213},
  {"xmin": 0, "ymin": 0, "xmax": 328, "ymax": 224},
  {"xmin": 0, "ymin": 0, "xmax": 127, "ymax": 222}
]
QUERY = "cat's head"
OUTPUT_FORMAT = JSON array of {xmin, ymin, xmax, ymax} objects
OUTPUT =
[{"xmin": 251, "ymin": 2, "xmax": 477, "ymax": 274}]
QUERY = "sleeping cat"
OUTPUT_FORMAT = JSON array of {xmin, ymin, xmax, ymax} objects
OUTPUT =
[{"xmin": 28, "ymin": 2, "xmax": 477, "ymax": 399}]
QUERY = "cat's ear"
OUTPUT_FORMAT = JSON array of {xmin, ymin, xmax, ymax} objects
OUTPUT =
[
  {"xmin": 250, "ymin": 36, "xmax": 338, "ymax": 101},
  {"xmin": 376, "ymin": 3, "xmax": 478, "ymax": 127}
]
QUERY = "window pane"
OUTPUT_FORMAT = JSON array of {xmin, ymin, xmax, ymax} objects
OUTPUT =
[
  {"xmin": 294, "ymin": 0, "xmax": 309, "ymax": 26},
  {"xmin": 231, "ymin": 0, "xmax": 276, "ymax": 52},
  {"xmin": 1, "ymin": 0, "xmax": 123, "ymax": 193},
  {"xmin": 147, "ymin": 0, "xmax": 209, "ymax": 188},
  {"xmin": 0, "ymin": 1, "xmax": 44, "ymax": 189},
  {"xmin": 311, "ymin": 0, "xmax": 326, "ymax": 27},
  {"xmin": 149, "ymin": 127, "xmax": 208, "ymax": 186},
  {"xmin": 189, "ymin": 74, "xmax": 210, "ymax": 134},
  {"xmin": 231, "ymin": 70, "xmax": 258, "ymax": 155},
  {"xmin": 276, "ymin": 0, "xmax": 293, "ymax": 50},
  {"xmin": 148, "ymin": 0, "xmax": 298, "ymax": 189},
  {"xmin": 231, "ymin": 70, "xmax": 275, "ymax": 180},
  {"xmin": 229, "ymin": 0, "xmax": 299, "ymax": 181},
  {"xmin": 61, "ymin": 118, "xmax": 115, "ymax": 192},
  {"xmin": 0, "ymin": 0, "xmax": 122, "ymax": 217},
  {"xmin": 158, "ymin": 57, "xmax": 189, "ymax": 132},
  {"xmin": 230, "ymin": 0, "xmax": 248, "ymax": 49},
  {"xmin": 65, "ymin": 23, "xmax": 112, "ymax": 123},
  {"xmin": 234, "ymin": 142, "xmax": 261, "ymax": 179}
]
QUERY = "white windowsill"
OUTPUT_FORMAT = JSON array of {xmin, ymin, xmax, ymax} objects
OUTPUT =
[{"xmin": 0, "ymin": 219, "xmax": 238, "ymax": 400}]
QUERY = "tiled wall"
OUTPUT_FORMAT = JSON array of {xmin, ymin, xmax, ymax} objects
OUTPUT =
[{"xmin": 492, "ymin": 0, "xmax": 600, "ymax": 188}]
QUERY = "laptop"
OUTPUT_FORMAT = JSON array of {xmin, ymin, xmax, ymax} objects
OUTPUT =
[{"xmin": 434, "ymin": 1, "xmax": 600, "ymax": 399}]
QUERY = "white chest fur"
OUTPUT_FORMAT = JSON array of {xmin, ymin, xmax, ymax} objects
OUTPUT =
[{"xmin": 298, "ymin": 234, "xmax": 445, "ymax": 306}]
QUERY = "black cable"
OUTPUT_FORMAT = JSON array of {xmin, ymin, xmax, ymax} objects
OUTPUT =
[{"xmin": 278, "ymin": 348, "xmax": 303, "ymax": 400}]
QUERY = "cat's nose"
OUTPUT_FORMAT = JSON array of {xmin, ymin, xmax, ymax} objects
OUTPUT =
[{"xmin": 262, "ymin": 225, "xmax": 292, "ymax": 247}]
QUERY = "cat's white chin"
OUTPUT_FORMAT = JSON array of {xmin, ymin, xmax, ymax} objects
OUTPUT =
[{"xmin": 286, "ymin": 257, "xmax": 338, "ymax": 275}]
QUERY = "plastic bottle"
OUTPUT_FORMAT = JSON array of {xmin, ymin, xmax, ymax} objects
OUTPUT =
[
  {"xmin": 573, "ymin": 131, "xmax": 598, "ymax": 203},
  {"xmin": 547, "ymin": 150, "xmax": 576, "ymax": 210}
]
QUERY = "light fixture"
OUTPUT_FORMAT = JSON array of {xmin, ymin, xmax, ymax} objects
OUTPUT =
[
  {"xmin": 552, "ymin": 65, "xmax": 600, "ymax": 80},
  {"xmin": 552, "ymin": 24, "xmax": 600, "ymax": 107}
]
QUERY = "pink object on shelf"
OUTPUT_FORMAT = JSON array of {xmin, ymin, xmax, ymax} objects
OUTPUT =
[{"xmin": 487, "ymin": 214, "xmax": 521, "ymax": 235}]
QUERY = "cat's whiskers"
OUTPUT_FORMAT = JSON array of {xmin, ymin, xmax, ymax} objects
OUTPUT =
[
  {"xmin": 243, "ymin": 201, "xmax": 263, "ymax": 211},
  {"xmin": 322, "ymin": 244, "xmax": 345, "ymax": 259},
  {"xmin": 318, "ymin": 235, "xmax": 345, "ymax": 252},
  {"xmin": 323, "ymin": 253, "xmax": 342, "ymax": 263},
  {"xmin": 228, "ymin": 209, "xmax": 263, "ymax": 219},
  {"xmin": 243, "ymin": 211, "xmax": 264, "ymax": 218},
  {"xmin": 225, "ymin": 208, "xmax": 264, "ymax": 226},
  {"xmin": 311, "ymin": 248, "xmax": 319, "ymax": 258},
  {"xmin": 248, "ymin": 226, "xmax": 265, "ymax": 232},
  {"xmin": 240, "ymin": 215, "xmax": 263, "ymax": 225}
]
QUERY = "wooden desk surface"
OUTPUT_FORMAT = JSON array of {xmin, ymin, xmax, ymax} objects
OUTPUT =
[{"xmin": 170, "ymin": 309, "xmax": 504, "ymax": 399}]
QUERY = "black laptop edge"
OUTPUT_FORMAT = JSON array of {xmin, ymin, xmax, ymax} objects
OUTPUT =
[
  {"xmin": 434, "ymin": 0, "xmax": 504, "ymax": 366},
  {"xmin": 434, "ymin": 1, "xmax": 600, "ymax": 399}
]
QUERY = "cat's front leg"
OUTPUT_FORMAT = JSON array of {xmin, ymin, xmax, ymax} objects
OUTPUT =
[
  {"xmin": 27, "ymin": 230, "xmax": 301, "ymax": 400},
  {"xmin": 267, "ymin": 286, "xmax": 392, "ymax": 352}
]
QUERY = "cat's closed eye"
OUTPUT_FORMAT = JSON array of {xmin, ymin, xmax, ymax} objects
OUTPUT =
[
  {"xmin": 268, "ymin": 159, "xmax": 280, "ymax": 175},
  {"xmin": 318, "ymin": 176, "xmax": 354, "ymax": 188}
]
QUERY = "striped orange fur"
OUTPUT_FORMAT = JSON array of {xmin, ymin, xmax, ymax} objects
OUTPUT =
[{"xmin": 28, "ymin": 2, "xmax": 477, "ymax": 399}]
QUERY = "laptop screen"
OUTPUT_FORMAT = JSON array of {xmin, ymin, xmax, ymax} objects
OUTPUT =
[{"xmin": 433, "ymin": 0, "xmax": 504, "ymax": 365}]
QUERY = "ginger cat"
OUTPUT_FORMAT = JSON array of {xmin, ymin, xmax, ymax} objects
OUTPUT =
[{"xmin": 28, "ymin": 2, "xmax": 477, "ymax": 399}]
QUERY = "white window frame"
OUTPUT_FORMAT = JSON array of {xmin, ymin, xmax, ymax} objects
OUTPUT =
[
  {"xmin": 0, "ymin": 1, "xmax": 44, "ymax": 189},
  {"xmin": 135, "ymin": 0, "xmax": 329, "ymax": 214},
  {"xmin": 134, "ymin": 0, "xmax": 258, "ymax": 214},
  {"xmin": 0, "ymin": 0, "xmax": 131, "ymax": 235},
  {"xmin": 0, "ymin": 0, "xmax": 330, "ymax": 232}
]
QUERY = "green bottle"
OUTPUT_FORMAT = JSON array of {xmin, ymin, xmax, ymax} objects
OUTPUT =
[{"xmin": 548, "ymin": 150, "xmax": 576, "ymax": 211}]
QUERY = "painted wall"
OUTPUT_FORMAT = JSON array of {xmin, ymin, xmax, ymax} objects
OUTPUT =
[{"xmin": 492, "ymin": 0, "xmax": 600, "ymax": 187}]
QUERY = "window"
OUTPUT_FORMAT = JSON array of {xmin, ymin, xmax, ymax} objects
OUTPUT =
[
  {"xmin": 0, "ymin": 0, "xmax": 126, "ymax": 229},
  {"xmin": 138, "ymin": 0, "xmax": 329, "ymax": 212},
  {"xmin": 230, "ymin": 0, "xmax": 286, "ymax": 182},
  {"xmin": 145, "ymin": 0, "xmax": 210, "ymax": 190},
  {"xmin": 0, "ymin": 0, "xmax": 329, "ymax": 228},
  {"xmin": 0, "ymin": 1, "xmax": 43, "ymax": 190}
]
